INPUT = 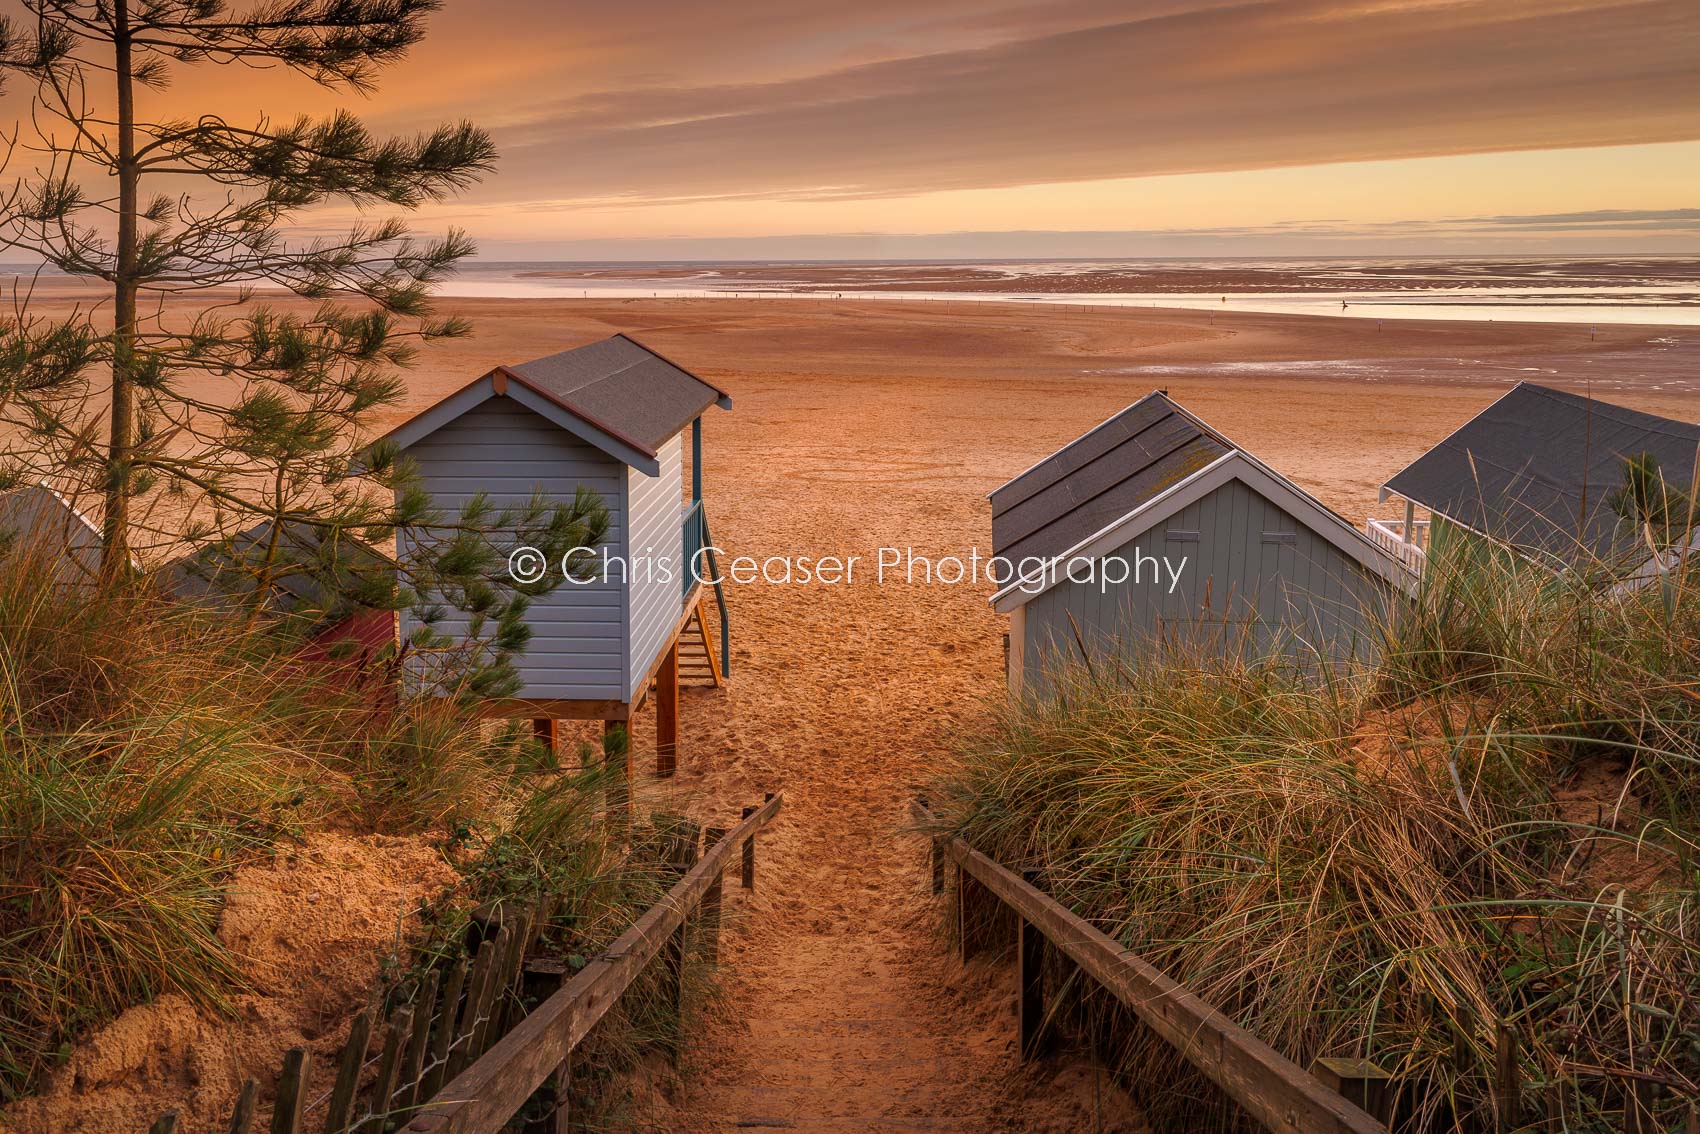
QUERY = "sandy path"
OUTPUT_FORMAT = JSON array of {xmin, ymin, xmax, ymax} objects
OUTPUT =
[
  {"xmin": 542, "ymin": 301, "xmax": 1686, "ymax": 1133},
  {"xmin": 626, "ymin": 362, "xmax": 1153, "ymax": 1132}
]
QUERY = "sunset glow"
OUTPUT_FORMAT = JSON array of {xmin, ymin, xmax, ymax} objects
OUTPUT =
[{"xmin": 89, "ymin": 0, "xmax": 1697, "ymax": 258}]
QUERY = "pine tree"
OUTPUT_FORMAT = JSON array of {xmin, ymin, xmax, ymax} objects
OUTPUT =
[{"xmin": 0, "ymin": 1, "xmax": 609, "ymax": 694}]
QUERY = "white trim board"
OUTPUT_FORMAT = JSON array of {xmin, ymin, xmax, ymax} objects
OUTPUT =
[
  {"xmin": 364, "ymin": 374, "xmax": 663, "ymax": 476},
  {"xmin": 989, "ymin": 450, "xmax": 1414, "ymax": 613}
]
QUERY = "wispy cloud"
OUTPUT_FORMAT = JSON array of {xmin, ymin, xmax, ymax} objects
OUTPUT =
[
  {"xmin": 117, "ymin": 0, "xmax": 1696, "ymax": 251},
  {"xmin": 470, "ymin": 0, "xmax": 1700, "ymax": 207}
]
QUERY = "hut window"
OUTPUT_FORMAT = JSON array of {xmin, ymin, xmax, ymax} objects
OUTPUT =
[
  {"xmin": 1261, "ymin": 531, "xmax": 1297, "ymax": 544},
  {"xmin": 1165, "ymin": 529, "xmax": 1200, "ymax": 542}
]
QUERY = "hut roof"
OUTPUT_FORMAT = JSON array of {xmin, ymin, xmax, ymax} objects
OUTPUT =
[
  {"xmin": 370, "ymin": 334, "xmax": 731, "ymax": 475},
  {"xmin": 1381, "ymin": 382, "xmax": 1700, "ymax": 567},
  {"xmin": 988, "ymin": 391, "xmax": 1408, "ymax": 611},
  {"xmin": 991, "ymin": 391, "xmax": 1234, "ymax": 568},
  {"xmin": 162, "ymin": 517, "xmax": 390, "ymax": 617}
]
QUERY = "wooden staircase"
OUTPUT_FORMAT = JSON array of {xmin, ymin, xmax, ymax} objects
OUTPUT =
[{"xmin": 678, "ymin": 599, "xmax": 723, "ymax": 687}]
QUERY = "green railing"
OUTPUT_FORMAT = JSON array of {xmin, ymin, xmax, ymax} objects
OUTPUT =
[{"xmin": 682, "ymin": 499, "xmax": 731, "ymax": 678}]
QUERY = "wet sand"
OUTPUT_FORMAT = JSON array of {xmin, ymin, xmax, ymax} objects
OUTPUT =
[{"xmin": 518, "ymin": 255, "xmax": 1700, "ymax": 295}]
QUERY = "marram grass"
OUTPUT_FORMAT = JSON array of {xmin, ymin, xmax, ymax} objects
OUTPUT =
[
  {"xmin": 936, "ymin": 535, "xmax": 1699, "ymax": 1131},
  {"xmin": 0, "ymin": 533, "xmax": 626, "ymax": 1100}
]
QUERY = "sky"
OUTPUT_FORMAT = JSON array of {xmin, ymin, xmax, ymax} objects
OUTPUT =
[{"xmin": 20, "ymin": 0, "xmax": 1700, "ymax": 258}]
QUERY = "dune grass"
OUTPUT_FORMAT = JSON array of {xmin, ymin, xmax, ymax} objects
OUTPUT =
[
  {"xmin": 0, "ymin": 533, "xmax": 645, "ymax": 1102},
  {"xmin": 934, "ymin": 534, "xmax": 1699, "ymax": 1131}
]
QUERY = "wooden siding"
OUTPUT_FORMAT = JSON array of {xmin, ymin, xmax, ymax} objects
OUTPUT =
[
  {"xmin": 624, "ymin": 432, "xmax": 685, "ymax": 700},
  {"xmin": 1019, "ymin": 477, "xmax": 1390, "ymax": 696},
  {"xmin": 398, "ymin": 397, "xmax": 629, "ymax": 701}
]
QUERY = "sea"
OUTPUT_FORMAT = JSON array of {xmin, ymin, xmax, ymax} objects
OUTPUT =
[
  {"xmin": 7, "ymin": 256, "xmax": 1699, "ymax": 327},
  {"xmin": 436, "ymin": 256, "xmax": 1700, "ymax": 327}
]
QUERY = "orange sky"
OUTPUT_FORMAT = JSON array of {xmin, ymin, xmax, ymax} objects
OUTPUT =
[{"xmin": 8, "ymin": 0, "xmax": 1700, "ymax": 257}]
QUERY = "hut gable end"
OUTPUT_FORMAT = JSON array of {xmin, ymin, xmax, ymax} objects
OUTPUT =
[
  {"xmin": 992, "ymin": 391, "xmax": 1412, "ymax": 697},
  {"xmin": 398, "ymin": 396, "xmax": 630, "ymax": 701},
  {"xmin": 368, "ymin": 333, "xmax": 731, "ymax": 708}
]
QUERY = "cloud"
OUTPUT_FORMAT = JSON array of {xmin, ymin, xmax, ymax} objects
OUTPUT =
[
  {"xmin": 467, "ymin": 0, "xmax": 1700, "ymax": 208},
  {"xmin": 1462, "ymin": 208, "xmax": 1700, "ymax": 228}
]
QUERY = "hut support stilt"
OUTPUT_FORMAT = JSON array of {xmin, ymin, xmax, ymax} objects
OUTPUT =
[{"xmin": 656, "ymin": 642, "xmax": 679, "ymax": 777}]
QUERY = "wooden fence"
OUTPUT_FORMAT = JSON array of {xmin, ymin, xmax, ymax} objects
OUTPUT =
[
  {"xmin": 912, "ymin": 798, "xmax": 1391, "ymax": 1134},
  {"xmin": 146, "ymin": 793, "xmax": 781, "ymax": 1134}
]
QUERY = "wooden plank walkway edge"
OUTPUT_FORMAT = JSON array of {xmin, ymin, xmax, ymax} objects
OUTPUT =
[
  {"xmin": 910, "ymin": 798, "xmax": 1389, "ymax": 1134},
  {"xmin": 402, "ymin": 792, "xmax": 783, "ymax": 1134}
]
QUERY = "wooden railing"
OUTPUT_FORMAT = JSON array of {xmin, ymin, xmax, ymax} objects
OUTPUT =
[
  {"xmin": 404, "ymin": 791, "xmax": 780, "ymax": 1134},
  {"xmin": 1366, "ymin": 517, "xmax": 1428, "ymax": 574},
  {"xmin": 681, "ymin": 499, "xmax": 731, "ymax": 677},
  {"xmin": 912, "ymin": 799, "xmax": 1391, "ymax": 1134},
  {"xmin": 144, "ymin": 794, "xmax": 780, "ymax": 1134}
]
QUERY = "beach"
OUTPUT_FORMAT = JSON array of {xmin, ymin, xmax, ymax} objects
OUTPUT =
[
  {"xmin": 4, "ymin": 0, "xmax": 1696, "ymax": 1125},
  {"xmin": 6, "ymin": 292, "xmax": 1695, "ymax": 1131},
  {"xmin": 399, "ymin": 297, "xmax": 1693, "ymax": 1130}
]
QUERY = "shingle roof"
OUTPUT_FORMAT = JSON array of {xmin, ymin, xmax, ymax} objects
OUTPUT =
[
  {"xmin": 990, "ymin": 392, "xmax": 1233, "ymax": 566},
  {"xmin": 497, "ymin": 334, "xmax": 729, "ymax": 457},
  {"xmin": 162, "ymin": 517, "xmax": 390, "ymax": 615},
  {"xmin": 1382, "ymin": 382, "xmax": 1700, "ymax": 566}
]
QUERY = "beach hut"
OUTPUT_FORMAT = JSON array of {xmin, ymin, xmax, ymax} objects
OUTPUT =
[
  {"xmin": 1368, "ymin": 382, "xmax": 1700, "ymax": 583},
  {"xmin": 161, "ymin": 516, "xmax": 398, "ymax": 672},
  {"xmin": 0, "ymin": 481, "xmax": 133, "ymax": 583},
  {"xmin": 369, "ymin": 333, "xmax": 732, "ymax": 769},
  {"xmin": 989, "ymin": 391, "xmax": 1411, "ymax": 698},
  {"xmin": 164, "ymin": 516, "xmax": 388, "ymax": 613}
]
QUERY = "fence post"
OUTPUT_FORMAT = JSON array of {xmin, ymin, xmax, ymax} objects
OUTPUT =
[
  {"xmin": 662, "ymin": 821, "xmax": 699, "ymax": 1063},
  {"xmin": 1018, "ymin": 868, "xmax": 1052, "ymax": 1062},
  {"xmin": 519, "ymin": 952, "xmax": 575, "ymax": 1134},
  {"xmin": 1544, "ymin": 1078, "xmax": 1563, "ymax": 1132},
  {"xmin": 702, "ymin": 826, "xmax": 727, "ymax": 964},
  {"xmin": 422, "ymin": 956, "xmax": 468, "ymax": 1100},
  {"xmin": 359, "ymin": 1006, "xmax": 412, "ymax": 1134},
  {"xmin": 1494, "ymin": 1021, "xmax": 1521, "ymax": 1132},
  {"xmin": 472, "ymin": 926, "xmax": 513, "ymax": 1058},
  {"xmin": 397, "ymin": 970, "xmax": 439, "ymax": 1112},
  {"xmin": 956, "ymin": 863, "xmax": 974, "ymax": 963},
  {"xmin": 656, "ymin": 641, "xmax": 679, "ymax": 776},
  {"xmin": 919, "ymin": 798, "xmax": 944, "ymax": 895},
  {"xmin": 225, "ymin": 1078, "xmax": 259, "ymax": 1134},
  {"xmin": 1625, "ymin": 1078, "xmax": 1659, "ymax": 1134},
  {"xmin": 448, "ymin": 935, "xmax": 500, "ymax": 1080},
  {"xmin": 1311, "ymin": 1057, "xmax": 1393, "ymax": 1124},
  {"xmin": 325, "ymin": 1005, "xmax": 374, "ymax": 1133},
  {"xmin": 741, "ymin": 805, "xmax": 757, "ymax": 889},
  {"xmin": 270, "ymin": 1047, "xmax": 311, "ymax": 1134},
  {"xmin": 496, "ymin": 910, "xmax": 533, "ymax": 1035}
]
